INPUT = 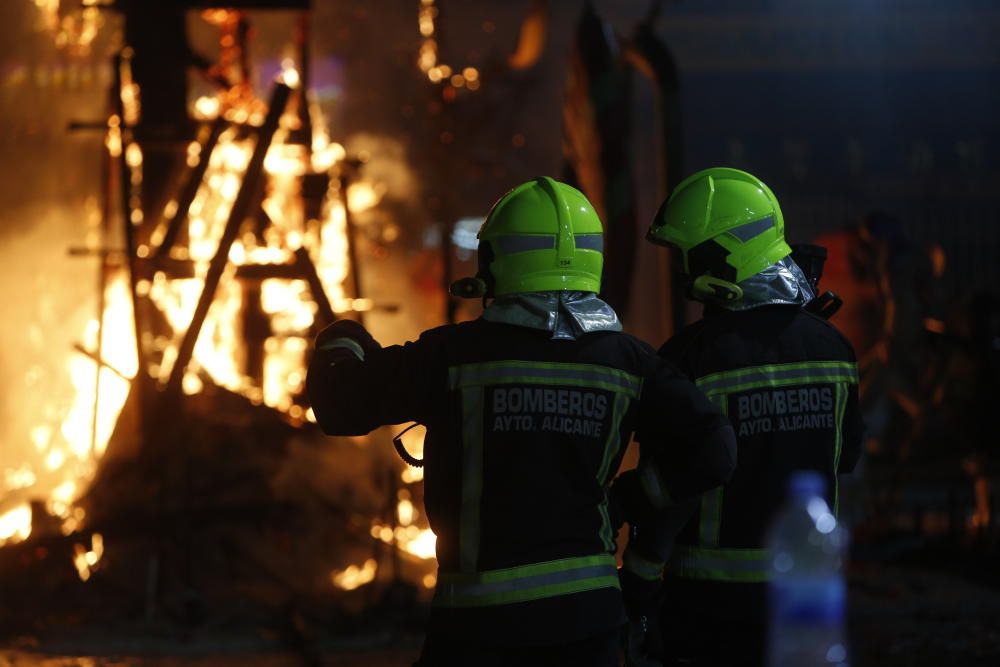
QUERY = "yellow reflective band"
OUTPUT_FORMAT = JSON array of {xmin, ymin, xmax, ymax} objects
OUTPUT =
[
  {"xmin": 697, "ymin": 393, "xmax": 727, "ymax": 547},
  {"xmin": 695, "ymin": 361, "xmax": 859, "ymax": 396},
  {"xmin": 434, "ymin": 554, "xmax": 620, "ymax": 608},
  {"xmin": 449, "ymin": 361, "xmax": 642, "ymax": 398},
  {"xmin": 833, "ymin": 381, "xmax": 848, "ymax": 515},
  {"xmin": 459, "ymin": 385, "xmax": 485, "ymax": 573}
]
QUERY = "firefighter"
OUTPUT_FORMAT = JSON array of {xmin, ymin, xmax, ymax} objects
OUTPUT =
[
  {"xmin": 642, "ymin": 167, "xmax": 864, "ymax": 667},
  {"xmin": 307, "ymin": 177, "xmax": 736, "ymax": 667}
]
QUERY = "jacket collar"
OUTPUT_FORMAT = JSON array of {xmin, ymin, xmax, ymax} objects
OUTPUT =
[
  {"xmin": 720, "ymin": 256, "xmax": 816, "ymax": 312},
  {"xmin": 482, "ymin": 291, "xmax": 623, "ymax": 340}
]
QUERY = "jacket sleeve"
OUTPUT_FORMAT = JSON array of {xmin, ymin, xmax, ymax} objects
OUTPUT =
[
  {"xmin": 616, "ymin": 360, "xmax": 737, "ymax": 579},
  {"xmin": 306, "ymin": 320, "xmax": 438, "ymax": 436},
  {"xmin": 634, "ymin": 361, "xmax": 737, "ymax": 504},
  {"xmin": 838, "ymin": 382, "xmax": 864, "ymax": 473}
]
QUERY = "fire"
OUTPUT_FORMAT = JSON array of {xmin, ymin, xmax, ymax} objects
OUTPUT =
[
  {"xmin": 0, "ymin": 504, "xmax": 32, "ymax": 546},
  {"xmin": 401, "ymin": 528, "xmax": 437, "ymax": 560},
  {"xmin": 369, "ymin": 489, "xmax": 437, "ymax": 561},
  {"xmin": 370, "ymin": 521, "xmax": 438, "ymax": 561},
  {"xmin": 142, "ymin": 101, "xmax": 363, "ymax": 411},
  {"xmin": 72, "ymin": 532, "xmax": 104, "ymax": 582},
  {"xmin": 32, "ymin": 0, "xmax": 104, "ymax": 55},
  {"xmin": 1, "ymin": 60, "xmax": 367, "ymax": 558},
  {"xmin": 5, "ymin": 17, "xmax": 414, "ymax": 606},
  {"xmin": 61, "ymin": 278, "xmax": 137, "ymax": 461},
  {"xmin": 346, "ymin": 182, "xmax": 385, "ymax": 213},
  {"xmin": 332, "ymin": 558, "xmax": 377, "ymax": 591}
]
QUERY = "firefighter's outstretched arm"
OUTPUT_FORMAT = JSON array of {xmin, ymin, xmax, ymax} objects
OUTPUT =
[{"xmin": 306, "ymin": 319, "xmax": 434, "ymax": 436}]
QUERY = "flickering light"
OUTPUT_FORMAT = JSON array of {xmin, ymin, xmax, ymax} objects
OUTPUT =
[{"xmin": 416, "ymin": 0, "xmax": 481, "ymax": 92}]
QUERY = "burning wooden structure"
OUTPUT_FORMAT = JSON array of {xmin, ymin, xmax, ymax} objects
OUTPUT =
[{"xmin": 0, "ymin": 1, "xmax": 435, "ymax": 647}]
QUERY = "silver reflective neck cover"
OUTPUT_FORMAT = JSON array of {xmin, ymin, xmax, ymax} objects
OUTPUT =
[
  {"xmin": 482, "ymin": 291, "xmax": 623, "ymax": 340},
  {"xmin": 722, "ymin": 256, "xmax": 816, "ymax": 311}
]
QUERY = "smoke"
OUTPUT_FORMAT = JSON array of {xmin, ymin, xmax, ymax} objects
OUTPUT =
[{"xmin": 344, "ymin": 132, "xmax": 420, "ymax": 211}]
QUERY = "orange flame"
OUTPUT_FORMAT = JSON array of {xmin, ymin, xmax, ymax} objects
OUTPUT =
[
  {"xmin": 0, "ymin": 504, "xmax": 32, "ymax": 546},
  {"xmin": 331, "ymin": 558, "xmax": 377, "ymax": 591},
  {"xmin": 72, "ymin": 532, "xmax": 104, "ymax": 582}
]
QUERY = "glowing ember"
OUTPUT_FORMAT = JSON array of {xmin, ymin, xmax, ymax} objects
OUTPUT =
[
  {"xmin": 417, "ymin": 0, "xmax": 480, "ymax": 91},
  {"xmin": 0, "ymin": 504, "xmax": 32, "ymax": 546},
  {"xmin": 72, "ymin": 532, "xmax": 104, "ymax": 582},
  {"xmin": 346, "ymin": 182, "xmax": 385, "ymax": 213},
  {"xmin": 3, "ymin": 465, "xmax": 37, "ymax": 491},
  {"xmin": 332, "ymin": 558, "xmax": 377, "ymax": 591},
  {"xmin": 371, "ymin": 518, "xmax": 437, "ymax": 561},
  {"xmin": 397, "ymin": 498, "xmax": 415, "ymax": 526}
]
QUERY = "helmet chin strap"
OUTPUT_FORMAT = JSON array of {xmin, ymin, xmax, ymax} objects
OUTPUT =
[{"xmin": 690, "ymin": 274, "xmax": 744, "ymax": 304}]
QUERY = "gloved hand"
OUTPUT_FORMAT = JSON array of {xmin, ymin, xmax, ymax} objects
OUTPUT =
[
  {"xmin": 621, "ymin": 567, "xmax": 664, "ymax": 667},
  {"xmin": 314, "ymin": 319, "xmax": 380, "ymax": 363},
  {"xmin": 609, "ymin": 468, "xmax": 645, "ymax": 532}
]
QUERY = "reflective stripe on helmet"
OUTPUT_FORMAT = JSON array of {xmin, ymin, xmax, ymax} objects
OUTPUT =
[
  {"xmin": 573, "ymin": 234, "xmax": 604, "ymax": 252},
  {"xmin": 493, "ymin": 233, "xmax": 603, "ymax": 255},
  {"xmin": 727, "ymin": 215, "xmax": 775, "ymax": 242},
  {"xmin": 668, "ymin": 546, "xmax": 770, "ymax": 583},
  {"xmin": 434, "ymin": 554, "xmax": 619, "ymax": 607},
  {"xmin": 495, "ymin": 234, "xmax": 556, "ymax": 254}
]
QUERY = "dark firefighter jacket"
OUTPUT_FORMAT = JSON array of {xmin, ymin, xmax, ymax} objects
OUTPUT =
[
  {"xmin": 657, "ymin": 303, "xmax": 863, "ymax": 623},
  {"xmin": 306, "ymin": 317, "xmax": 736, "ymax": 646}
]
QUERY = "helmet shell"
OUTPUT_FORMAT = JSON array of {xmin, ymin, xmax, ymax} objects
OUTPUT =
[
  {"xmin": 477, "ymin": 177, "xmax": 604, "ymax": 296},
  {"xmin": 648, "ymin": 167, "xmax": 791, "ymax": 283}
]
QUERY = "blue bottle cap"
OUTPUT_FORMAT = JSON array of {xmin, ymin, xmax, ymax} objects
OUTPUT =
[{"xmin": 788, "ymin": 470, "xmax": 826, "ymax": 499}]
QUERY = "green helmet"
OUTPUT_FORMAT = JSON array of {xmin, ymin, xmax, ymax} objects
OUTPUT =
[
  {"xmin": 647, "ymin": 167, "xmax": 791, "ymax": 302},
  {"xmin": 451, "ymin": 177, "xmax": 605, "ymax": 298}
]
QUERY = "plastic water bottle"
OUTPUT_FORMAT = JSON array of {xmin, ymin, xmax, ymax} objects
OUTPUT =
[{"xmin": 766, "ymin": 471, "xmax": 849, "ymax": 667}]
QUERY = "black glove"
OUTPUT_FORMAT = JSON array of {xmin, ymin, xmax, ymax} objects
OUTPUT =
[
  {"xmin": 621, "ymin": 568, "xmax": 664, "ymax": 667},
  {"xmin": 314, "ymin": 319, "xmax": 380, "ymax": 363},
  {"xmin": 609, "ymin": 468, "xmax": 646, "ymax": 532}
]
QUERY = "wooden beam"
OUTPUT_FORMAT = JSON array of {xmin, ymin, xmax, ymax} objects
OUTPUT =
[{"xmin": 166, "ymin": 82, "xmax": 292, "ymax": 394}]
